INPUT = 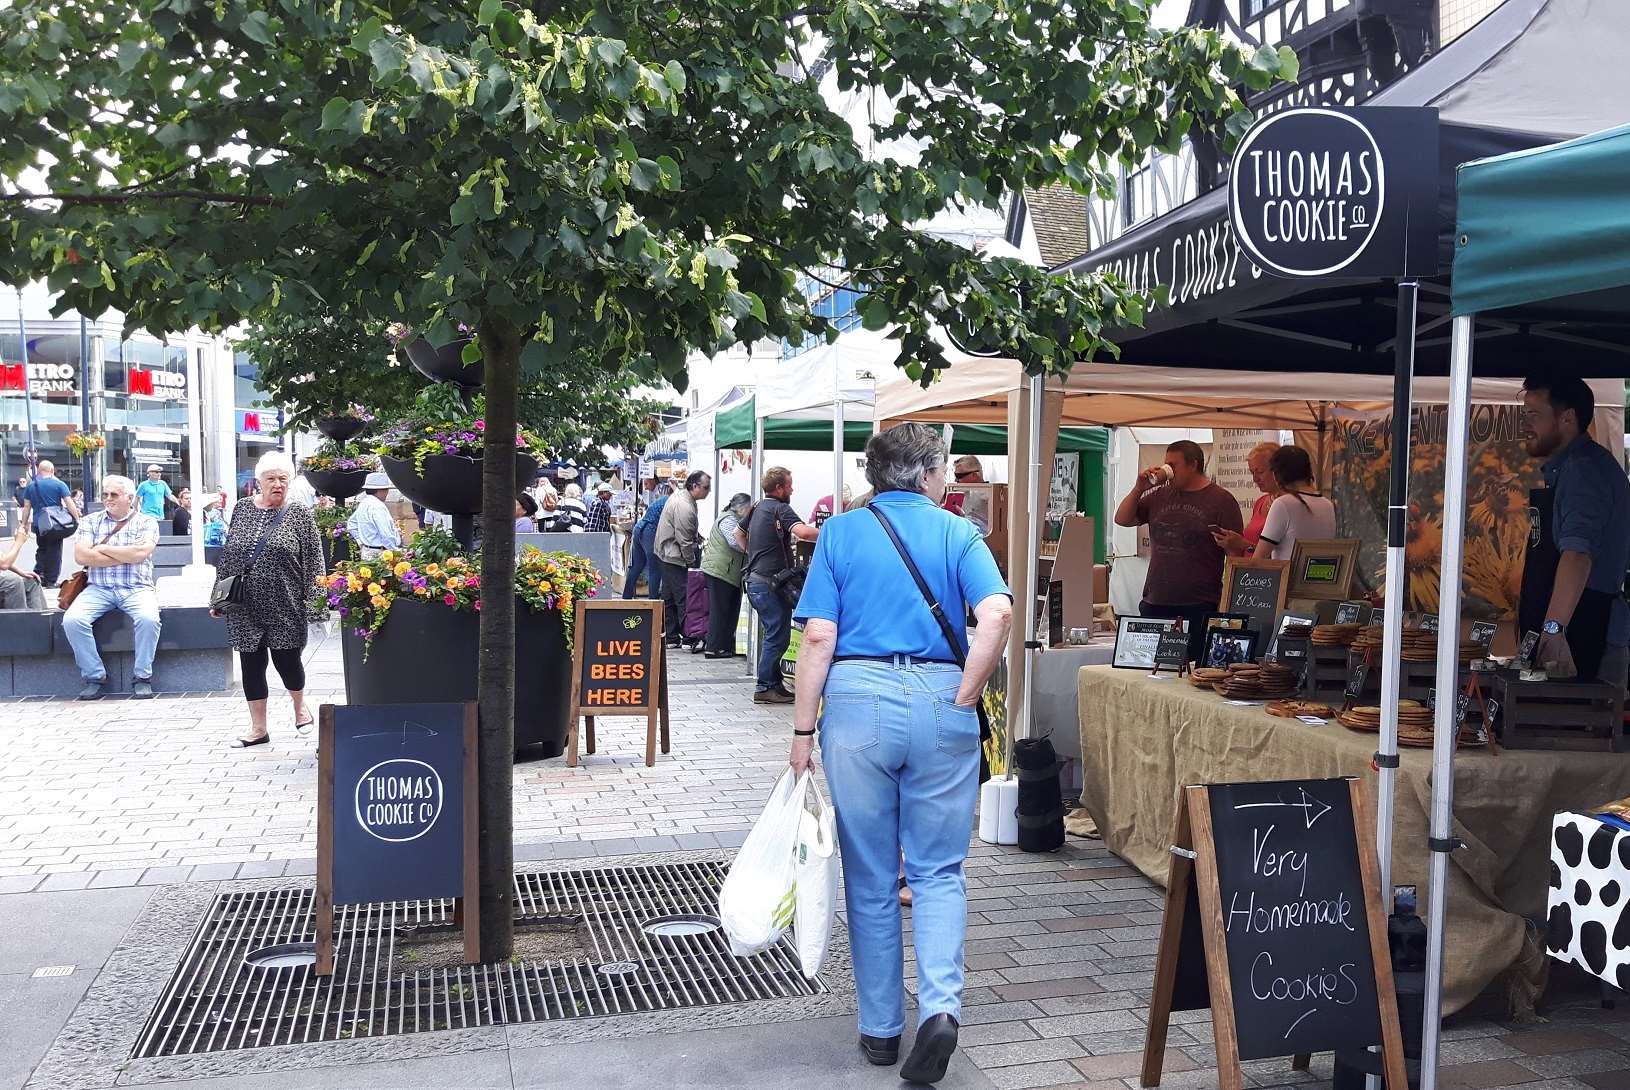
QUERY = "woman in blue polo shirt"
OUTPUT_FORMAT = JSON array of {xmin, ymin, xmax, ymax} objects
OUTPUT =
[{"xmin": 790, "ymin": 423, "xmax": 1012, "ymax": 1085}]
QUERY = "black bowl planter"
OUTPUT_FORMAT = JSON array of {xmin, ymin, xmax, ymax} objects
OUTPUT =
[
  {"xmin": 304, "ymin": 466, "xmax": 370, "ymax": 500},
  {"xmin": 315, "ymin": 415, "xmax": 367, "ymax": 443},
  {"xmin": 320, "ymin": 533, "xmax": 354, "ymax": 572},
  {"xmin": 381, "ymin": 451, "xmax": 538, "ymax": 517},
  {"xmin": 405, "ymin": 336, "xmax": 483, "ymax": 387},
  {"xmin": 340, "ymin": 598, "xmax": 573, "ymax": 756}
]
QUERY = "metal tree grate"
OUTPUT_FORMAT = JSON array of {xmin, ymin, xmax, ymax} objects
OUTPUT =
[{"xmin": 133, "ymin": 860, "xmax": 824, "ymax": 1058}]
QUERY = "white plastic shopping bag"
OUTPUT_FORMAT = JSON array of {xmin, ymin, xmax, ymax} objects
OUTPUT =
[
  {"xmin": 719, "ymin": 769, "xmax": 805, "ymax": 957},
  {"xmin": 792, "ymin": 778, "xmax": 839, "ymax": 978}
]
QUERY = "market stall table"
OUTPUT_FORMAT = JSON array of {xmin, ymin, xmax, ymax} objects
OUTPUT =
[{"xmin": 1076, "ymin": 664, "xmax": 1630, "ymax": 1014}]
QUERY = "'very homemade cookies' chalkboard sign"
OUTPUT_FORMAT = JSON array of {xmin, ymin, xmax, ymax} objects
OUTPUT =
[
  {"xmin": 1142, "ymin": 777, "xmax": 1405, "ymax": 1090},
  {"xmin": 1218, "ymin": 558, "xmax": 1290, "ymax": 650}
]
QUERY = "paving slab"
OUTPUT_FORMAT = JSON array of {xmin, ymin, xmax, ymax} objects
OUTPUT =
[
  {"xmin": 0, "ymin": 972, "xmax": 94, "ymax": 1090},
  {"xmin": 0, "ymin": 885, "xmax": 152, "ymax": 974}
]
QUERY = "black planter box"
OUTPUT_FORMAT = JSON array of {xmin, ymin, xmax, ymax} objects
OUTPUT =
[
  {"xmin": 340, "ymin": 598, "xmax": 572, "ymax": 756},
  {"xmin": 405, "ymin": 337, "xmax": 483, "ymax": 387},
  {"xmin": 320, "ymin": 533, "xmax": 354, "ymax": 572},
  {"xmin": 381, "ymin": 452, "xmax": 538, "ymax": 516},
  {"xmin": 316, "ymin": 416, "xmax": 366, "ymax": 443},
  {"xmin": 304, "ymin": 466, "xmax": 370, "ymax": 500}
]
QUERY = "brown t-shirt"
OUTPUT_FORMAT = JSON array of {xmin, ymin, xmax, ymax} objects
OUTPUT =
[{"xmin": 1136, "ymin": 481, "xmax": 1243, "ymax": 607}]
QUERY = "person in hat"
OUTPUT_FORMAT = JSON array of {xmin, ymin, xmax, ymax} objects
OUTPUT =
[
  {"xmin": 347, "ymin": 471, "xmax": 401, "ymax": 560},
  {"xmin": 135, "ymin": 463, "xmax": 176, "ymax": 519},
  {"xmin": 584, "ymin": 482, "xmax": 613, "ymax": 533}
]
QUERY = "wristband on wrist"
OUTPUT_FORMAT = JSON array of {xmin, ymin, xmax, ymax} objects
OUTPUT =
[{"xmin": 793, "ymin": 727, "xmax": 816, "ymax": 737}]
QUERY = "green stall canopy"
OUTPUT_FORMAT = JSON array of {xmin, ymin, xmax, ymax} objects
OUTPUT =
[{"xmin": 1452, "ymin": 123, "xmax": 1630, "ymax": 318}]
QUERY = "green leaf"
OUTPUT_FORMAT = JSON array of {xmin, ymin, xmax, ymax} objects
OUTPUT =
[
  {"xmin": 320, "ymin": 96, "xmax": 351, "ymax": 131},
  {"xmin": 630, "ymin": 158, "xmax": 662, "ymax": 192},
  {"xmin": 241, "ymin": 12, "xmax": 275, "ymax": 47},
  {"xmin": 477, "ymin": 0, "xmax": 502, "ymax": 25},
  {"xmin": 655, "ymin": 155, "xmax": 680, "ymax": 190},
  {"xmin": 1276, "ymin": 45, "xmax": 1301, "ymax": 82},
  {"xmin": 492, "ymin": 11, "xmax": 524, "ymax": 48},
  {"xmin": 663, "ymin": 59, "xmax": 686, "ymax": 94},
  {"xmin": 461, "ymin": 339, "xmax": 482, "ymax": 365},
  {"xmin": 595, "ymin": 39, "xmax": 626, "ymax": 66},
  {"xmin": 860, "ymin": 295, "xmax": 890, "ymax": 331},
  {"xmin": 744, "ymin": 292, "xmax": 767, "ymax": 323}
]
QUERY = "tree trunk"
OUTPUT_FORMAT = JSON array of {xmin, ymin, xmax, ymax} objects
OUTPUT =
[{"xmin": 476, "ymin": 318, "xmax": 521, "ymax": 962}]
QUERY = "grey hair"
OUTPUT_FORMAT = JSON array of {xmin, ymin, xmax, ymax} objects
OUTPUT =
[
  {"xmin": 864, "ymin": 423, "xmax": 948, "ymax": 495},
  {"xmin": 101, "ymin": 474, "xmax": 136, "ymax": 498},
  {"xmin": 255, "ymin": 451, "xmax": 296, "ymax": 479}
]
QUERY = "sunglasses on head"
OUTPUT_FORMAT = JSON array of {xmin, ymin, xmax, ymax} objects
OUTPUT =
[{"xmin": 954, "ymin": 469, "xmax": 978, "ymax": 480}]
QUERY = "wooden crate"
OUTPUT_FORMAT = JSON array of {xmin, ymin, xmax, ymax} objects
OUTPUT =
[
  {"xmin": 1304, "ymin": 647, "xmax": 1444, "ymax": 706},
  {"xmin": 1493, "ymin": 673, "xmax": 1625, "ymax": 751},
  {"xmin": 1305, "ymin": 646, "xmax": 1353, "ymax": 705}
]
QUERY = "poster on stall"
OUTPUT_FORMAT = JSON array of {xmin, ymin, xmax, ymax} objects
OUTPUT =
[
  {"xmin": 1212, "ymin": 430, "xmax": 1280, "ymax": 528},
  {"xmin": 1322, "ymin": 399, "xmax": 1623, "ymax": 620}
]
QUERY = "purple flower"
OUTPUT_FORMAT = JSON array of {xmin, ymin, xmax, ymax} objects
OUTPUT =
[
  {"xmin": 338, "ymin": 607, "xmax": 350, "ymax": 616},
  {"xmin": 327, "ymin": 595, "xmax": 341, "ymax": 607}
]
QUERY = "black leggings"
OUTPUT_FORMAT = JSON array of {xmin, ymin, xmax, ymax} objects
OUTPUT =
[{"xmin": 241, "ymin": 646, "xmax": 306, "ymax": 702}]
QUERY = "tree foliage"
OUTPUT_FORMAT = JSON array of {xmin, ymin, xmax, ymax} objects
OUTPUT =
[{"xmin": 237, "ymin": 308, "xmax": 428, "ymax": 432}]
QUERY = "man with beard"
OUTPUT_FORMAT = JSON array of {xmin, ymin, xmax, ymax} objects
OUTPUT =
[{"xmin": 1520, "ymin": 374, "xmax": 1630, "ymax": 688}]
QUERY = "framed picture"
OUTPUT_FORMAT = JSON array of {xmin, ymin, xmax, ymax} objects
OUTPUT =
[
  {"xmin": 1287, "ymin": 538, "xmax": 1362, "ymax": 601},
  {"xmin": 1204, "ymin": 612, "xmax": 1252, "ymax": 634},
  {"xmin": 1113, "ymin": 616, "xmax": 1180, "ymax": 670},
  {"xmin": 1204, "ymin": 629, "xmax": 1259, "ymax": 669}
]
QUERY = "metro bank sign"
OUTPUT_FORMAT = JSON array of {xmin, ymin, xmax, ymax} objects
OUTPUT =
[
  {"xmin": 127, "ymin": 367, "xmax": 187, "ymax": 399},
  {"xmin": 0, "ymin": 363, "xmax": 77, "ymax": 395}
]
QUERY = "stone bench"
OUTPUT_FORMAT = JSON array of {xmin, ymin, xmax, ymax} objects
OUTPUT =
[
  {"xmin": 0, "ymin": 605, "xmax": 233, "ymax": 697},
  {"xmin": 151, "ymin": 537, "xmax": 223, "ymax": 580}
]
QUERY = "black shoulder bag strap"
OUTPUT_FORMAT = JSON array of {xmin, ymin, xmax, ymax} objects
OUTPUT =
[{"xmin": 867, "ymin": 504, "xmax": 993, "ymax": 782}]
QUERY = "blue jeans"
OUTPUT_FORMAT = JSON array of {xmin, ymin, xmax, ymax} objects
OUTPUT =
[
  {"xmin": 819, "ymin": 659, "xmax": 981, "ymax": 1037},
  {"xmin": 744, "ymin": 576, "xmax": 790, "ymax": 692},
  {"xmin": 624, "ymin": 527, "xmax": 663, "ymax": 599},
  {"xmin": 62, "ymin": 583, "xmax": 161, "ymax": 682}
]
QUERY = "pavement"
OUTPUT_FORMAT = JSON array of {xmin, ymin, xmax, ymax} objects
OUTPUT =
[{"xmin": 4, "ymin": 632, "xmax": 1630, "ymax": 1089}]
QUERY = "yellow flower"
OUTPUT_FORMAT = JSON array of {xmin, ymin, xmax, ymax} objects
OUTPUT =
[
  {"xmin": 370, "ymin": 596, "xmax": 387, "ymax": 608},
  {"xmin": 426, "ymin": 563, "xmax": 442, "ymax": 576},
  {"xmin": 379, "ymin": 550, "xmax": 395, "ymax": 564},
  {"xmin": 537, "ymin": 580, "xmax": 552, "ymax": 592},
  {"xmin": 347, "ymin": 577, "xmax": 362, "ymax": 592},
  {"xmin": 393, "ymin": 561, "xmax": 410, "ymax": 576},
  {"xmin": 358, "ymin": 566, "xmax": 373, "ymax": 579},
  {"xmin": 367, "ymin": 582, "xmax": 382, "ymax": 596},
  {"xmin": 416, "ymin": 586, "xmax": 430, "ymax": 596},
  {"xmin": 448, "ymin": 557, "xmax": 466, "ymax": 570},
  {"xmin": 446, "ymin": 577, "xmax": 461, "ymax": 589}
]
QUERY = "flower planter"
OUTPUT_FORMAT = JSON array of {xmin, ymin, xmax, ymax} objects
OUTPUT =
[
  {"xmin": 405, "ymin": 336, "xmax": 483, "ymax": 387},
  {"xmin": 320, "ymin": 533, "xmax": 353, "ymax": 572},
  {"xmin": 304, "ymin": 466, "xmax": 370, "ymax": 500},
  {"xmin": 315, "ymin": 415, "xmax": 367, "ymax": 443},
  {"xmin": 381, "ymin": 451, "xmax": 538, "ymax": 516},
  {"xmin": 340, "ymin": 598, "xmax": 572, "ymax": 756}
]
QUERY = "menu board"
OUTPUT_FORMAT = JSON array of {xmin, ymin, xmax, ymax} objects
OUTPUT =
[{"xmin": 1219, "ymin": 558, "xmax": 1290, "ymax": 649}]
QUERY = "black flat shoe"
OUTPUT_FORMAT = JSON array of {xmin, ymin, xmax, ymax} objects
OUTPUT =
[
  {"xmin": 859, "ymin": 1033, "xmax": 900, "ymax": 1066},
  {"xmin": 232, "ymin": 734, "xmax": 270, "ymax": 748},
  {"xmin": 704, "ymin": 650, "xmax": 732, "ymax": 659},
  {"xmin": 293, "ymin": 717, "xmax": 314, "ymax": 735},
  {"xmin": 900, "ymin": 1014, "xmax": 959, "ymax": 1085}
]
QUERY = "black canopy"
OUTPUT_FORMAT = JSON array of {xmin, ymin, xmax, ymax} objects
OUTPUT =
[{"xmin": 1058, "ymin": 0, "xmax": 1630, "ymax": 378}]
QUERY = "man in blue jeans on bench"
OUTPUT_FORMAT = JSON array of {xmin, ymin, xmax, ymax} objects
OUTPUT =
[{"xmin": 63, "ymin": 475, "xmax": 162, "ymax": 700}]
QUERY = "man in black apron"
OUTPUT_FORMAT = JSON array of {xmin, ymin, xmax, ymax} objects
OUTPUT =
[{"xmin": 1519, "ymin": 376, "xmax": 1630, "ymax": 688}]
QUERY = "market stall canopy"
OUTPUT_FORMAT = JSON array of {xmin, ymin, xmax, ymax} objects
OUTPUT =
[
  {"xmin": 685, "ymin": 385, "xmax": 751, "ymax": 475},
  {"xmin": 755, "ymin": 328, "xmax": 896, "ymax": 420},
  {"xmin": 1054, "ymin": 0, "xmax": 1630, "ymax": 378},
  {"xmin": 875, "ymin": 355, "xmax": 1593, "ymax": 431},
  {"xmin": 1451, "ymin": 123, "xmax": 1630, "ymax": 321}
]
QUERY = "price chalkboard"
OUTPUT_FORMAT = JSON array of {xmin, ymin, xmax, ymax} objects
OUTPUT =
[
  {"xmin": 1418, "ymin": 613, "xmax": 1440, "ymax": 633},
  {"xmin": 1048, "ymin": 579, "xmax": 1065, "ymax": 649},
  {"xmin": 316, "ymin": 702, "xmax": 479, "ymax": 975},
  {"xmin": 1469, "ymin": 620, "xmax": 1498, "ymax": 649},
  {"xmin": 568, "ymin": 600, "xmax": 670, "ymax": 767},
  {"xmin": 1344, "ymin": 659, "xmax": 1370, "ymax": 701},
  {"xmin": 1155, "ymin": 629, "xmax": 1191, "ymax": 673},
  {"xmin": 1142, "ymin": 778, "xmax": 1406, "ymax": 1090},
  {"xmin": 1218, "ymin": 558, "xmax": 1290, "ymax": 653},
  {"xmin": 1334, "ymin": 601, "xmax": 1365, "ymax": 625},
  {"xmin": 1514, "ymin": 629, "xmax": 1541, "ymax": 671}
]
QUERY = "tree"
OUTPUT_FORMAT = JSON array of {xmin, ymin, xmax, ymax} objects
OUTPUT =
[{"xmin": 0, "ymin": 0, "xmax": 1293, "ymax": 958}]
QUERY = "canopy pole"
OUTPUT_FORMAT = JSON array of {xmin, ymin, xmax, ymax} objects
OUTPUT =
[
  {"xmin": 832, "ymin": 397, "xmax": 844, "ymax": 517},
  {"xmin": 1420, "ymin": 314, "xmax": 1475, "ymax": 1090},
  {"xmin": 1376, "ymin": 279, "xmax": 1418, "ymax": 910},
  {"xmin": 1017, "ymin": 371, "xmax": 1044, "ymax": 764},
  {"xmin": 184, "ymin": 340, "xmax": 208, "ymax": 580},
  {"xmin": 747, "ymin": 415, "xmax": 764, "ymax": 678}
]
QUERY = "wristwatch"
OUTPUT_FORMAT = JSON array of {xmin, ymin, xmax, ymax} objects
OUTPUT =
[{"xmin": 1543, "ymin": 619, "xmax": 1567, "ymax": 636}]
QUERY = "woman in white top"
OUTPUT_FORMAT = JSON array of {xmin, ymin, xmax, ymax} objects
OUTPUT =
[{"xmin": 1254, "ymin": 445, "xmax": 1336, "ymax": 561}]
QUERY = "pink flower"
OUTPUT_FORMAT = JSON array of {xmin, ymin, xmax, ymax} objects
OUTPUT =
[
  {"xmin": 474, "ymin": 420, "xmax": 486, "ymax": 431},
  {"xmin": 474, "ymin": 599, "xmax": 482, "ymax": 610},
  {"xmin": 443, "ymin": 593, "xmax": 456, "ymax": 605}
]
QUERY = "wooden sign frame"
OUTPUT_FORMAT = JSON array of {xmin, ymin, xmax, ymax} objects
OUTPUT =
[
  {"xmin": 1142, "ymin": 778, "xmax": 1407, "ymax": 1090},
  {"xmin": 566, "ymin": 598, "xmax": 671, "ymax": 768},
  {"xmin": 1217, "ymin": 556, "xmax": 1290, "ymax": 640},
  {"xmin": 1287, "ymin": 538, "xmax": 1362, "ymax": 601},
  {"xmin": 315, "ymin": 702, "xmax": 480, "ymax": 977}
]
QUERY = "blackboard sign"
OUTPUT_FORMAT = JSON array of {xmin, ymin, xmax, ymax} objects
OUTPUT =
[
  {"xmin": 1048, "ymin": 579, "xmax": 1065, "ymax": 648},
  {"xmin": 1418, "ymin": 613, "xmax": 1440, "ymax": 633},
  {"xmin": 1372, "ymin": 608, "xmax": 1385, "ymax": 629},
  {"xmin": 1469, "ymin": 620, "xmax": 1497, "ymax": 649},
  {"xmin": 1142, "ymin": 778, "xmax": 1406, "ymax": 1090},
  {"xmin": 1514, "ymin": 629, "xmax": 1541, "ymax": 671},
  {"xmin": 1228, "ymin": 106, "xmax": 1439, "ymax": 279},
  {"xmin": 568, "ymin": 600, "xmax": 671, "ymax": 767},
  {"xmin": 1155, "ymin": 629, "xmax": 1191, "ymax": 673},
  {"xmin": 1219, "ymin": 559, "xmax": 1290, "ymax": 653},
  {"xmin": 1344, "ymin": 659, "xmax": 1370, "ymax": 701},
  {"xmin": 1334, "ymin": 601, "xmax": 1365, "ymax": 625},
  {"xmin": 316, "ymin": 703, "xmax": 478, "ymax": 975}
]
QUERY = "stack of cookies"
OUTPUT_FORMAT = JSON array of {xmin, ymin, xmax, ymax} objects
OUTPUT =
[
  {"xmin": 1189, "ymin": 667, "xmax": 1229, "ymax": 690},
  {"xmin": 1337, "ymin": 700, "xmax": 1434, "ymax": 737},
  {"xmin": 1266, "ymin": 699, "xmax": 1336, "ymax": 719},
  {"xmin": 1313, "ymin": 622, "xmax": 1362, "ymax": 648},
  {"xmin": 1280, "ymin": 621, "xmax": 1314, "ymax": 640},
  {"xmin": 1401, "ymin": 628, "xmax": 1438, "ymax": 662}
]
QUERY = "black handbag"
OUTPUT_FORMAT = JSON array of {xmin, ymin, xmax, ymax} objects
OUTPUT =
[
  {"xmin": 866, "ymin": 504, "xmax": 994, "ymax": 784},
  {"xmin": 210, "ymin": 506, "xmax": 290, "ymax": 611}
]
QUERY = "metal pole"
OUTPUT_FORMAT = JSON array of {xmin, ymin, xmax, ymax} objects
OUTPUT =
[
  {"xmin": 184, "ymin": 341, "xmax": 207, "ymax": 577},
  {"xmin": 1376, "ymin": 280, "xmax": 1418, "ymax": 907},
  {"xmin": 747, "ymin": 413, "xmax": 764, "ymax": 677},
  {"xmin": 1016, "ymin": 371, "xmax": 1044, "ymax": 767},
  {"xmin": 832, "ymin": 397, "xmax": 844, "ymax": 517},
  {"xmin": 14, "ymin": 289, "xmax": 37, "ymax": 469},
  {"xmin": 79, "ymin": 317, "xmax": 92, "ymax": 493},
  {"xmin": 1419, "ymin": 313, "xmax": 1475, "ymax": 1090}
]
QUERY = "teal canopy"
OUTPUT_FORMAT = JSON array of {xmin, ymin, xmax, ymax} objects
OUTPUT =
[
  {"xmin": 1452, "ymin": 123, "xmax": 1630, "ymax": 318},
  {"xmin": 712, "ymin": 398, "xmax": 1107, "ymax": 457}
]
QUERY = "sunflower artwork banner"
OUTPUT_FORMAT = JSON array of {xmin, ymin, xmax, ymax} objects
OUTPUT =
[{"xmin": 1322, "ymin": 401, "xmax": 1623, "ymax": 621}]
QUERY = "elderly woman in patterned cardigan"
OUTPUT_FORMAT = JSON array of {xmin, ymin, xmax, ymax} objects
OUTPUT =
[{"xmin": 211, "ymin": 451, "xmax": 323, "ymax": 748}]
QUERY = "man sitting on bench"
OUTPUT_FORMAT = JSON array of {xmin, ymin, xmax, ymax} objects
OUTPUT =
[
  {"xmin": 0, "ymin": 521, "xmax": 46, "ymax": 610},
  {"xmin": 62, "ymin": 475, "xmax": 162, "ymax": 699}
]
